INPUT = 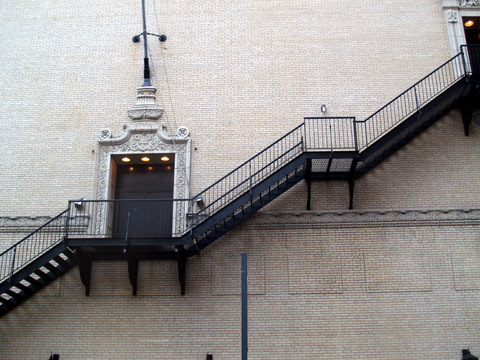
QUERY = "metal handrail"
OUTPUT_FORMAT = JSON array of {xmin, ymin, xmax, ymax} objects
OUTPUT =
[
  {"xmin": 354, "ymin": 52, "xmax": 466, "ymax": 150},
  {"xmin": 0, "ymin": 210, "xmax": 68, "ymax": 283},
  {"xmin": 191, "ymin": 123, "xmax": 305, "ymax": 223}
]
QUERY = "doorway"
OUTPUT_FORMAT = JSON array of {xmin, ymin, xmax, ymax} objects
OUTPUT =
[
  {"xmin": 111, "ymin": 154, "xmax": 175, "ymax": 237},
  {"xmin": 463, "ymin": 17, "xmax": 480, "ymax": 74}
]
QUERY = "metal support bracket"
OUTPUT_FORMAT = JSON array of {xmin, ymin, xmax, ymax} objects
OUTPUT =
[
  {"xmin": 176, "ymin": 246, "xmax": 187, "ymax": 295},
  {"xmin": 461, "ymin": 99, "xmax": 474, "ymax": 136},
  {"xmin": 127, "ymin": 254, "xmax": 139, "ymax": 296},
  {"xmin": 348, "ymin": 158, "xmax": 359, "ymax": 210},
  {"xmin": 305, "ymin": 158, "xmax": 312, "ymax": 210},
  {"xmin": 75, "ymin": 249, "xmax": 92, "ymax": 296}
]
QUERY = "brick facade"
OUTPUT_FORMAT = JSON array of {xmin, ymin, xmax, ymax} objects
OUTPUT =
[{"xmin": 1, "ymin": 0, "xmax": 480, "ymax": 359}]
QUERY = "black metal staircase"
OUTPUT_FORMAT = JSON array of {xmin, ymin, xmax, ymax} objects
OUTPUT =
[
  {"xmin": 1, "ymin": 45, "xmax": 480, "ymax": 315},
  {"xmin": 0, "ymin": 211, "xmax": 76, "ymax": 316}
]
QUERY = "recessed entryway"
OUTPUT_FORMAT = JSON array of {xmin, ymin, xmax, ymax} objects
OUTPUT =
[{"xmin": 110, "ymin": 154, "xmax": 175, "ymax": 237}]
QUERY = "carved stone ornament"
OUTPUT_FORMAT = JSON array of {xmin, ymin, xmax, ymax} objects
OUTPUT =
[
  {"xmin": 99, "ymin": 129, "xmax": 112, "ymax": 140},
  {"xmin": 127, "ymin": 86, "xmax": 164, "ymax": 122},
  {"xmin": 177, "ymin": 126, "xmax": 189, "ymax": 138},
  {"xmin": 446, "ymin": 9, "xmax": 459, "ymax": 22},
  {"xmin": 459, "ymin": 0, "xmax": 479, "ymax": 6}
]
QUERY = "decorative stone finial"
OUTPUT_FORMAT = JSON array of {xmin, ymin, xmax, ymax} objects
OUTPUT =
[{"xmin": 127, "ymin": 86, "xmax": 164, "ymax": 122}]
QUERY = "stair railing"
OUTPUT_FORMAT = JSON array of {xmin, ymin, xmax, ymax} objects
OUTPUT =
[
  {"xmin": 0, "ymin": 210, "xmax": 68, "ymax": 284},
  {"xmin": 355, "ymin": 52, "xmax": 466, "ymax": 151},
  {"xmin": 189, "ymin": 123, "xmax": 305, "ymax": 227}
]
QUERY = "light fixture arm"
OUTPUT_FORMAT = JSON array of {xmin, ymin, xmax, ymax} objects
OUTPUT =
[{"xmin": 132, "ymin": 0, "xmax": 167, "ymax": 87}]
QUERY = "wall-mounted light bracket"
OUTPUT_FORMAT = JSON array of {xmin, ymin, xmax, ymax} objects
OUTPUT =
[{"xmin": 132, "ymin": 32, "xmax": 167, "ymax": 43}]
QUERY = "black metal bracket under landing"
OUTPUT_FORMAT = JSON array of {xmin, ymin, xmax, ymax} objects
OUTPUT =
[
  {"xmin": 73, "ymin": 245, "xmax": 187, "ymax": 296},
  {"xmin": 304, "ymin": 151, "xmax": 360, "ymax": 210},
  {"xmin": 176, "ymin": 246, "xmax": 187, "ymax": 296},
  {"xmin": 460, "ymin": 81, "xmax": 480, "ymax": 136},
  {"xmin": 75, "ymin": 249, "xmax": 92, "ymax": 296}
]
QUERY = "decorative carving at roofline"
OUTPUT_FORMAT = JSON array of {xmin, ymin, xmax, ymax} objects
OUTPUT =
[{"xmin": 248, "ymin": 208, "xmax": 480, "ymax": 228}]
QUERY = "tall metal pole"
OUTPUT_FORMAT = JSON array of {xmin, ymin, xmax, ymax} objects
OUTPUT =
[
  {"xmin": 141, "ymin": 0, "xmax": 151, "ymax": 86},
  {"xmin": 241, "ymin": 253, "xmax": 248, "ymax": 360}
]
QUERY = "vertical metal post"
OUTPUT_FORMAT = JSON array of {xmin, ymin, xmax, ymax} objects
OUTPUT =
[
  {"xmin": 352, "ymin": 117, "xmax": 358, "ymax": 152},
  {"xmin": 141, "ymin": 0, "xmax": 151, "ymax": 86},
  {"xmin": 241, "ymin": 253, "xmax": 248, "ymax": 360},
  {"xmin": 8, "ymin": 246, "xmax": 17, "ymax": 283}
]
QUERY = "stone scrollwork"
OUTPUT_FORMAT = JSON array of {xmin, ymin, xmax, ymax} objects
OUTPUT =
[
  {"xmin": 99, "ymin": 129, "xmax": 112, "ymax": 140},
  {"xmin": 177, "ymin": 126, "xmax": 189, "ymax": 138},
  {"xmin": 459, "ymin": 0, "xmax": 479, "ymax": 6},
  {"xmin": 446, "ymin": 9, "xmax": 459, "ymax": 22},
  {"xmin": 130, "ymin": 133, "xmax": 161, "ymax": 152}
]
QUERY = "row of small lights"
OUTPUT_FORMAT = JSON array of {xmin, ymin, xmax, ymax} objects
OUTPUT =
[{"xmin": 121, "ymin": 155, "xmax": 170, "ymax": 162}]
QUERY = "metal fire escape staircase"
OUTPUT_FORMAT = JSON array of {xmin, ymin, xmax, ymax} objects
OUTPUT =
[{"xmin": 1, "ymin": 46, "xmax": 480, "ymax": 316}]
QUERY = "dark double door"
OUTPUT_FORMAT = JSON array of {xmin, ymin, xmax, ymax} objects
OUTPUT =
[{"xmin": 113, "ymin": 164, "xmax": 174, "ymax": 237}]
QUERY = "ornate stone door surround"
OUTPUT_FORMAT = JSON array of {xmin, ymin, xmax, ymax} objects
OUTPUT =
[
  {"xmin": 444, "ymin": 0, "xmax": 480, "ymax": 55},
  {"xmin": 93, "ymin": 86, "xmax": 191, "ymax": 236}
]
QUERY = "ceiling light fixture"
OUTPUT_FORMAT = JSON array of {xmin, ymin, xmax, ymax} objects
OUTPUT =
[
  {"xmin": 465, "ymin": 20, "xmax": 475, "ymax": 27},
  {"xmin": 141, "ymin": 156, "xmax": 150, "ymax": 162},
  {"xmin": 161, "ymin": 156, "xmax": 170, "ymax": 161},
  {"xmin": 122, "ymin": 157, "xmax": 131, "ymax": 162}
]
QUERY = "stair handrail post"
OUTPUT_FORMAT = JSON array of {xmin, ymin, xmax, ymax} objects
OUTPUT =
[
  {"xmin": 329, "ymin": 123, "xmax": 334, "ymax": 152},
  {"xmin": 8, "ymin": 245, "xmax": 17, "ymax": 284},
  {"xmin": 353, "ymin": 117, "xmax": 358, "ymax": 152},
  {"xmin": 414, "ymin": 85, "xmax": 420, "ymax": 111},
  {"xmin": 125, "ymin": 209, "xmax": 131, "ymax": 244},
  {"xmin": 64, "ymin": 201, "xmax": 72, "ymax": 242},
  {"xmin": 303, "ymin": 119, "xmax": 308, "ymax": 151},
  {"xmin": 461, "ymin": 45, "xmax": 470, "ymax": 77},
  {"xmin": 249, "ymin": 163, "xmax": 253, "ymax": 198}
]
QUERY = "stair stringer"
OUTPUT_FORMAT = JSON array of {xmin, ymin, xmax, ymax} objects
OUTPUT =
[{"xmin": 0, "ymin": 243, "xmax": 76, "ymax": 316}]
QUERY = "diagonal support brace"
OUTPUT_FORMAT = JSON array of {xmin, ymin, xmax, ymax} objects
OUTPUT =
[
  {"xmin": 75, "ymin": 249, "xmax": 92, "ymax": 296},
  {"xmin": 348, "ymin": 158, "xmax": 359, "ymax": 210},
  {"xmin": 127, "ymin": 254, "xmax": 139, "ymax": 296},
  {"xmin": 176, "ymin": 246, "xmax": 187, "ymax": 296},
  {"xmin": 461, "ymin": 99, "xmax": 474, "ymax": 136}
]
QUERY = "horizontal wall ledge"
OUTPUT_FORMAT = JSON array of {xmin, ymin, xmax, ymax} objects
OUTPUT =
[{"xmin": 248, "ymin": 208, "xmax": 480, "ymax": 228}]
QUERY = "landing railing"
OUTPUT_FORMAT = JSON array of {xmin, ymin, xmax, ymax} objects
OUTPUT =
[
  {"xmin": 66, "ymin": 199, "xmax": 190, "ymax": 238},
  {"xmin": 0, "ymin": 210, "xmax": 68, "ymax": 283}
]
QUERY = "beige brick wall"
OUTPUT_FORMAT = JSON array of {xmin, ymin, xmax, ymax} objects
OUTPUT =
[{"xmin": 1, "ymin": 217, "xmax": 480, "ymax": 360}]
